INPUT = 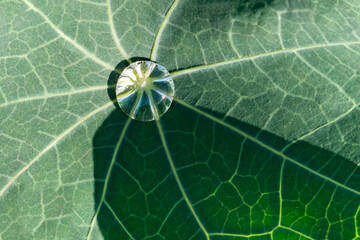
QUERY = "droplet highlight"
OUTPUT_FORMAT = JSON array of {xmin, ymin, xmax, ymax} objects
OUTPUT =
[{"xmin": 116, "ymin": 60, "xmax": 175, "ymax": 121}]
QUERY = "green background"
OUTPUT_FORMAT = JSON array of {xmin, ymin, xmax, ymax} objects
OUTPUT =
[{"xmin": 0, "ymin": 0, "xmax": 360, "ymax": 239}]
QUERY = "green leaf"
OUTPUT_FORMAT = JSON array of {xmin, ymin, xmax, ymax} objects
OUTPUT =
[{"xmin": 1, "ymin": 0, "xmax": 360, "ymax": 239}]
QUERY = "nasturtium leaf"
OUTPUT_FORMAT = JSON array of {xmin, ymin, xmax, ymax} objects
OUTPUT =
[{"xmin": 1, "ymin": 0, "xmax": 360, "ymax": 239}]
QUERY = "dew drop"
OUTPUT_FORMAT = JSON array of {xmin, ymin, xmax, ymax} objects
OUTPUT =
[{"xmin": 116, "ymin": 60, "xmax": 175, "ymax": 121}]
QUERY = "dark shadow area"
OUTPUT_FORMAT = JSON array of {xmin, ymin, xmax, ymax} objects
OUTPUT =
[
  {"xmin": 108, "ymin": 57, "xmax": 151, "ymax": 108},
  {"xmin": 95, "ymin": 1, "xmax": 358, "ymax": 238},
  {"xmin": 93, "ymin": 100, "xmax": 360, "ymax": 240},
  {"xmin": 194, "ymin": 0, "xmax": 278, "ymax": 14}
]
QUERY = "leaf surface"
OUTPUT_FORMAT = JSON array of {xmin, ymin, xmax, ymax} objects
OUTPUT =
[{"xmin": 0, "ymin": 0, "xmax": 360, "ymax": 239}]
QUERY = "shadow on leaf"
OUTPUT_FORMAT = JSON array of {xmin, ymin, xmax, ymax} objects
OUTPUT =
[{"xmin": 93, "ymin": 100, "xmax": 360, "ymax": 240}]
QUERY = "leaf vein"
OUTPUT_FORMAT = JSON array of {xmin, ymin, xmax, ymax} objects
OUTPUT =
[
  {"xmin": 0, "ymin": 101, "xmax": 114, "ymax": 197},
  {"xmin": 104, "ymin": 200, "xmax": 135, "ymax": 240},
  {"xmin": 106, "ymin": 0, "xmax": 129, "ymax": 59},
  {"xmin": 86, "ymin": 117, "xmax": 132, "ymax": 239},
  {"xmin": 0, "ymin": 86, "xmax": 108, "ymax": 108},
  {"xmin": 174, "ymin": 98, "xmax": 360, "ymax": 196},
  {"xmin": 171, "ymin": 41, "xmax": 360, "ymax": 77},
  {"xmin": 150, "ymin": 0, "xmax": 180, "ymax": 60},
  {"xmin": 282, "ymin": 104, "xmax": 358, "ymax": 152},
  {"xmin": 156, "ymin": 119, "xmax": 210, "ymax": 240},
  {"xmin": 22, "ymin": 0, "xmax": 114, "ymax": 70}
]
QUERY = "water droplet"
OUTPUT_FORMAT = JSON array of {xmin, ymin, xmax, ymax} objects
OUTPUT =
[{"xmin": 116, "ymin": 60, "xmax": 175, "ymax": 121}]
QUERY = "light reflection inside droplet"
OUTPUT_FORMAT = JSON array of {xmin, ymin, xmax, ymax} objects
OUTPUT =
[{"xmin": 116, "ymin": 60, "xmax": 175, "ymax": 121}]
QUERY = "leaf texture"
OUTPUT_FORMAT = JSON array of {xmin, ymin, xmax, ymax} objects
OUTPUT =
[{"xmin": 0, "ymin": 0, "xmax": 360, "ymax": 239}]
